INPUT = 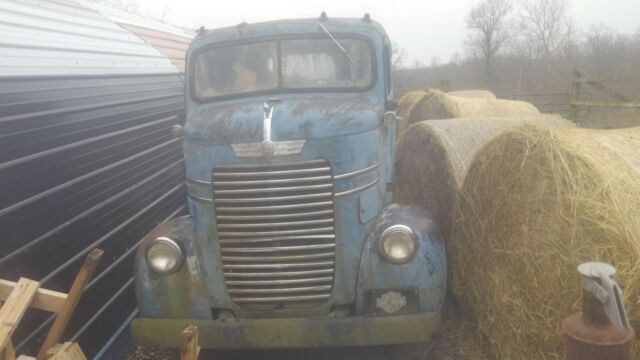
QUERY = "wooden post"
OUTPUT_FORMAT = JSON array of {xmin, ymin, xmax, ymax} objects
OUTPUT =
[
  {"xmin": 36, "ymin": 249, "xmax": 103, "ymax": 360},
  {"xmin": 0, "ymin": 278, "xmax": 39, "ymax": 357},
  {"xmin": 47, "ymin": 343, "xmax": 86, "ymax": 360},
  {"xmin": 4, "ymin": 340, "xmax": 16, "ymax": 360},
  {"xmin": 569, "ymin": 67, "xmax": 583, "ymax": 121},
  {"xmin": 180, "ymin": 326, "xmax": 200, "ymax": 360}
]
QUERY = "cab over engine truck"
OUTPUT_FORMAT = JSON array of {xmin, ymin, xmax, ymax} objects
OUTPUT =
[{"xmin": 131, "ymin": 14, "xmax": 447, "ymax": 355}]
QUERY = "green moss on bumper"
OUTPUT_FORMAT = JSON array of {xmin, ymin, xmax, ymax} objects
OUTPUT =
[{"xmin": 131, "ymin": 312, "xmax": 441, "ymax": 349}]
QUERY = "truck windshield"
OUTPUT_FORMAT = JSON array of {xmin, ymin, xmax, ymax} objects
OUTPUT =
[
  {"xmin": 193, "ymin": 42, "xmax": 278, "ymax": 98},
  {"xmin": 192, "ymin": 37, "xmax": 373, "ymax": 100}
]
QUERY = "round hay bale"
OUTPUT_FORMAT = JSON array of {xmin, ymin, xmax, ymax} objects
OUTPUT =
[
  {"xmin": 395, "ymin": 115, "xmax": 574, "ymax": 238},
  {"xmin": 401, "ymin": 90, "xmax": 540, "ymax": 134},
  {"xmin": 451, "ymin": 125, "xmax": 640, "ymax": 359},
  {"xmin": 398, "ymin": 90, "xmax": 429, "ymax": 119},
  {"xmin": 447, "ymin": 90, "xmax": 497, "ymax": 99}
]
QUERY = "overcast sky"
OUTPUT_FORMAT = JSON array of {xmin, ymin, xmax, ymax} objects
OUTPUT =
[{"xmin": 137, "ymin": 0, "xmax": 640, "ymax": 66}]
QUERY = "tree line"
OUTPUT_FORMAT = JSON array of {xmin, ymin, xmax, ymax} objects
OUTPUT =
[{"xmin": 394, "ymin": 0, "xmax": 640, "ymax": 97}]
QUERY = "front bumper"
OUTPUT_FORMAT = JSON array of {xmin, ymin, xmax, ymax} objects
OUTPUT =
[{"xmin": 131, "ymin": 312, "xmax": 441, "ymax": 349}]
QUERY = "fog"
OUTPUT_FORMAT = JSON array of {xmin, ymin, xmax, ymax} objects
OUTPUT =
[{"xmin": 102, "ymin": 0, "xmax": 640, "ymax": 66}]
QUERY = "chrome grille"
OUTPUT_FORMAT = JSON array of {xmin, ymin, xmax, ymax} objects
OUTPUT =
[{"xmin": 212, "ymin": 159, "xmax": 335, "ymax": 309}]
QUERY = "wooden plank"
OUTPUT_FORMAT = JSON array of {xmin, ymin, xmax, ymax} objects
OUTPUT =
[
  {"xmin": 0, "ymin": 278, "xmax": 39, "ymax": 354},
  {"xmin": 0, "ymin": 280, "xmax": 67, "ymax": 313},
  {"xmin": 180, "ymin": 326, "xmax": 200, "ymax": 360},
  {"xmin": 36, "ymin": 250, "xmax": 103, "ymax": 360},
  {"xmin": 48, "ymin": 343, "xmax": 86, "ymax": 360},
  {"xmin": 4, "ymin": 339, "xmax": 16, "ymax": 360},
  {"xmin": 571, "ymin": 100, "xmax": 640, "ymax": 108}
]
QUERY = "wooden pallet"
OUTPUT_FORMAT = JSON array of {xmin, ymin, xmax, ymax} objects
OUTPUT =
[{"xmin": 0, "ymin": 249, "xmax": 103, "ymax": 360}]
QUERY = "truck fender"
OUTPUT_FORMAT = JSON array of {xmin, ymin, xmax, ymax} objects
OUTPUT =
[
  {"xmin": 355, "ymin": 204, "xmax": 447, "ymax": 315},
  {"xmin": 135, "ymin": 216, "xmax": 212, "ymax": 319}
]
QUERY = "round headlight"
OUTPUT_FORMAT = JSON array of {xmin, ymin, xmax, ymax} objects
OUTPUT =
[
  {"xmin": 145, "ymin": 237, "xmax": 184, "ymax": 275},
  {"xmin": 377, "ymin": 225, "xmax": 418, "ymax": 264}
]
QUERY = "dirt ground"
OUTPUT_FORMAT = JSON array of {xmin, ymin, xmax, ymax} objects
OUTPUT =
[
  {"xmin": 127, "ymin": 343, "xmax": 471, "ymax": 360},
  {"xmin": 129, "ymin": 346, "xmax": 396, "ymax": 360}
]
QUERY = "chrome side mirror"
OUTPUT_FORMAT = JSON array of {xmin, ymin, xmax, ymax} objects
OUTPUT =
[{"xmin": 171, "ymin": 124, "xmax": 183, "ymax": 138}]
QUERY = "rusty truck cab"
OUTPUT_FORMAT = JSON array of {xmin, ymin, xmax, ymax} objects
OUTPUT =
[{"xmin": 132, "ymin": 14, "xmax": 446, "ymax": 351}]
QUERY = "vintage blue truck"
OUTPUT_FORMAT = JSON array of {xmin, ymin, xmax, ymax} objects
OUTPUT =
[{"xmin": 131, "ymin": 14, "xmax": 446, "ymax": 354}]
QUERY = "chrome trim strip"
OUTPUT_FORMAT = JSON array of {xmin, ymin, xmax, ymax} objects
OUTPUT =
[
  {"xmin": 213, "ymin": 175, "xmax": 332, "ymax": 187},
  {"xmin": 219, "ymin": 234, "xmax": 335, "ymax": 245},
  {"xmin": 214, "ymin": 167, "xmax": 330, "ymax": 178},
  {"xmin": 214, "ymin": 192, "xmax": 332, "ymax": 204},
  {"xmin": 216, "ymin": 201, "xmax": 333, "ymax": 213},
  {"xmin": 217, "ymin": 219, "xmax": 333, "ymax": 229},
  {"xmin": 214, "ymin": 183, "xmax": 332, "ymax": 195},
  {"xmin": 225, "ymin": 277, "xmax": 333, "ymax": 286},
  {"xmin": 187, "ymin": 193, "xmax": 213, "ymax": 202},
  {"xmin": 232, "ymin": 294, "xmax": 331, "ymax": 303},
  {"xmin": 219, "ymin": 226, "xmax": 334, "ymax": 238},
  {"xmin": 223, "ymin": 269, "xmax": 334, "ymax": 278},
  {"xmin": 223, "ymin": 261, "xmax": 334, "ymax": 270},
  {"xmin": 228, "ymin": 285, "xmax": 332, "ymax": 295},
  {"xmin": 215, "ymin": 159, "xmax": 326, "ymax": 170},
  {"xmin": 186, "ymin": 177, "xmax": 211, "ymax": 185},
  {"xmin": 221, "ymin": 244, "xmax": 335, "ymax": 253},
  {"xmin": 216, "ymin": 209, "xmax": 333, "ymax": 221},
  {"xmin": 334, "ymin": 178, "xmax": 380, "ymax": 198},
  {"xmin": 333, "ymin": 163, "xmax": 379, "ymax": 180},
  {"xmin": 222, "ymin": 252, "xmax": 336, "ymax": 262}
]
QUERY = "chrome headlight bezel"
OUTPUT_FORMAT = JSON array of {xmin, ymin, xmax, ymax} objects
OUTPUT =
[
  {"xmin": 377, "ymin": 224, "xmax": 418, "ymax": 264},
  {"xmin": 144, "ymin": 236, "xmax": 184, "ymax": 275}
]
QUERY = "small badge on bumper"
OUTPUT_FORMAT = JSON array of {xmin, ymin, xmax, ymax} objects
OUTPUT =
[{"xmin": 376, "ymin": 291, "xmax": 408, "ymax": 314}]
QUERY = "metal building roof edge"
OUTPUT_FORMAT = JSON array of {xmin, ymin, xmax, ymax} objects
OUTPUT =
[{"xmin": 0, "ymin": 0, "xmax": 182, "ymax": 77}]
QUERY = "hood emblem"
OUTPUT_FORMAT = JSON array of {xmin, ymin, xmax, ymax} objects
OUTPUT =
[
  {"xmin": 231, "ymin": 98, "xmax": 305, "ymax": 158},
  {"xmin": 260, "ymin": 98, "xmax": 279, "ymax": 158}
]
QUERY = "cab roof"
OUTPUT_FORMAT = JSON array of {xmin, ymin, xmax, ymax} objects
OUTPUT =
[{"xmin": 189, "ymin": 16, "xmax": 388, "ymax": 50}]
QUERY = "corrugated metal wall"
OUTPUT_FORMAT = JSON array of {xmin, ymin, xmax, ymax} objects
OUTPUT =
[
  {"xmin": 0, "ymin": 0, "xmax": 179, "ymax": 76},
  {"xmin": 0, "ymin": 0, "xmax": 190, "ymax": 358},
  {"xmin": 0, "ymin": 73, "xmax": 187, "ymax": 358}
]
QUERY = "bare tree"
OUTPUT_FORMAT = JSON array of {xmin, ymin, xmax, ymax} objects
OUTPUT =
[
  {"xmin": 158, "ymin": 2, "xmax": 172, "ymax": 23},
  {"xmin": 585, "ymin": 23, "xmax": 616, "ymax": 76},
  {"xmin": 430, "ymin": 55, "xmax": 442, "ymax": 68},
  {"xmin": 518, "ymin": 0, "xmax": 569, "ymax": 59},
  {"xmin": 465, "ymin": 0, "xmax": 513, "ymax": 83},
  {"xmin": 561, "ymin": 17, "xmax": 580, "ymax": 60},
  {"xmin": 90, "ymin": 0, "xmax": 139, "ymax": 14},
  {"xmin": 391, "ymin": 41, "xmax": 408, "ymax": 70},
  {"xmin": 449, "ymin": 51, "xmax": 463, "ymax": 66}
]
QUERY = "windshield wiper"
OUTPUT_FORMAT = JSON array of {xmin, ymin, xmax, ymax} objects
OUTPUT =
[{"xmin": 318, "ymin": 23, "xmax": 356, "ymax": 65}]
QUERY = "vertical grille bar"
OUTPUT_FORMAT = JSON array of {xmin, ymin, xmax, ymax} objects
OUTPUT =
[{"xmin": 212, "ymin": 160, "xmax": 335, "ymax": 309}]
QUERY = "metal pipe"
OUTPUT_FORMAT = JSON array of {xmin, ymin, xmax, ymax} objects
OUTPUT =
[{"xmin": 563, "ymin": 262, "xmax": 635, "ymax": 360}]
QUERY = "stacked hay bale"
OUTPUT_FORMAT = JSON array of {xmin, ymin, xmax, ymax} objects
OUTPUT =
[
  {"xmin": 397, "ymin": 90, "xmax": 429, "ymax": 119},
  {"xmin": 451, "ymin": 125, "xmax": 640, "ymax": 359},
  {"xmin": 447, "ymin": 90, "xmax": 496, "ymax": 99},
  {"xmin": 400, "ymin": 90, "xmax": 541, "ymax": 135},
  {"xmin": 395, "ymin": 116, "xmax": 574, "ymax": 239}
]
